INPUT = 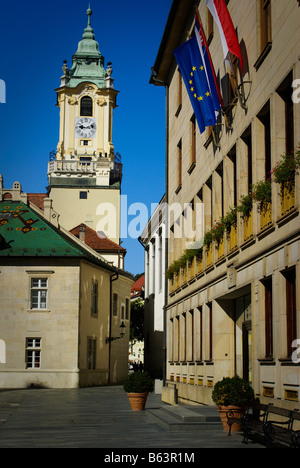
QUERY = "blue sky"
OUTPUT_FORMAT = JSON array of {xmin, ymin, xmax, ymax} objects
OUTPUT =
[{"xmin": 0, "ymin": 0, "xmax": 172, "ymax": 275}]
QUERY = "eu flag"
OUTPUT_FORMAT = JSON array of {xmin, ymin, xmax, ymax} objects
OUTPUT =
[{"xmin": 174, "ymin": 35, "xmax": 222, "ymax": 134}]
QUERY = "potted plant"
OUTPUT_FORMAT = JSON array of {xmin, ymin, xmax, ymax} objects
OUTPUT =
[
  {"xmin": 212, "ymin": 376, "xmax": 255, "ymax": 432},
  {"xmin": 123, "ymin": 371, "xmax": 154, "ymax": 411},
  {"xmin": 237, "ymin": 193, "xmax": 253, "ymax": 220},
  {"xmin": 271, "ymin": 148, "xmax": 300, "ymax": 194},
  {"xmin": 223, "ymin": 207, "xmax": 238, "ymax": 233},
  {"xmin": 252, "ymin": 178, "xmax": 272, "ymax": 213}
]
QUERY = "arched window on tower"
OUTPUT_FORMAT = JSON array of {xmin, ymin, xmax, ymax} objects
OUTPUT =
[{"xmin": 80, "ymin": 96, "xmax": 93, "ymax": 116}]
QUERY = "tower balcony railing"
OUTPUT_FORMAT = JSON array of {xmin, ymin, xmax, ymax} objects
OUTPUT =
[{"xmin": 48, "ymin": 160, "xmax": 97, "ymax": 175}]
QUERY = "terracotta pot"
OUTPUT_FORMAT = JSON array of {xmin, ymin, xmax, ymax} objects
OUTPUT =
[
  {"xmin": 217, "ymin": 405, "xmax": 247, "ymax": 432},
  {"xmin": 127, "ymin": 392, "xmax": 149, "ymax": 411}
]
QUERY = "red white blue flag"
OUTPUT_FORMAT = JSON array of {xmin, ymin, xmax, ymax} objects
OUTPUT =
[{"xmin": 205, "ymin": 0, "xmax": 244, "ymax": 73}]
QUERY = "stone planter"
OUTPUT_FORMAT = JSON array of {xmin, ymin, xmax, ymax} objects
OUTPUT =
[
  {"xmin": 127, "ymin": 392, "xmax": 149, "ymax": 411},
  {"xmin": 217, "ymin": 405, "xmax": 247, "ymax": 432}
]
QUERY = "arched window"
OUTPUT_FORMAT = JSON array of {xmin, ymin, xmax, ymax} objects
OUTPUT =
[{"xmin": 80, "ymin": 96, "xmax": 93, "ymax": 116}]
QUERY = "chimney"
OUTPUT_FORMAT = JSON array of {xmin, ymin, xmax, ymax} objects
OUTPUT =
[{"xmin": 79, "ymin": 225, "xmax": 86, "ymax": 243}]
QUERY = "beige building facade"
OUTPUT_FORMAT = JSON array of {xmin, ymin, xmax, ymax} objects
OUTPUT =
[
  {"xmin": 0, "ymin": 7, "xmax": 133, "ymax": 390},
  {"xmin": 0, "ymin": 182, "xmax": 132, "ymax": 389},
  {"xmin": 151, "ymin": 0, "xmax": 300, "ymax": 409}
]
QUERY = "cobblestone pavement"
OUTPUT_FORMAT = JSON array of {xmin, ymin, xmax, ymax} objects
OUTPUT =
[{"xmin": 0, "ymin": 386, "xmax": 263, "ymax": 450}]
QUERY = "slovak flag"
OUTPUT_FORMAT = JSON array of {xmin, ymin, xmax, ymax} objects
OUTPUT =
[{"xmin": 205, "ymin": 0, "xmax": 244, "ymax": 73}]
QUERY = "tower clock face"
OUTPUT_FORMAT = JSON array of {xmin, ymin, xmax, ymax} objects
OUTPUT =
[{"xmin": 75, "ymin": 117, "xmax": 97, "ymax": 138}]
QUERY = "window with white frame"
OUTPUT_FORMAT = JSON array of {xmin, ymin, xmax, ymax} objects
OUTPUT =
[
  {"xmin": 31, "ymin": 278, "xmax": 48, "ymax": 309},
  {"xmin": 26, "ymin": 338, "xmax": 42, "ymax": 369}
]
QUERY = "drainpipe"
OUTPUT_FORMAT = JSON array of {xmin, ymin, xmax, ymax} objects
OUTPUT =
[{"xmin": 108, "ymin": 270, "xmax": 119, "ymax": 384}]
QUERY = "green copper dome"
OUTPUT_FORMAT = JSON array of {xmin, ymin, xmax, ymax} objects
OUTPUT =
[{"xmin": 67, "ymin": 5, "xmax": 107, "ymax": 88}]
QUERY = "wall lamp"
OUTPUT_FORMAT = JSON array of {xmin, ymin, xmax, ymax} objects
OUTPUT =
[{"xmin": 106, "ymin": 321, "xmax": 126, "ymax": 344}]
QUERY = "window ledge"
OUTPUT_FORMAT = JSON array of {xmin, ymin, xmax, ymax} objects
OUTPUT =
[
  {"xmin": 187, "ymin": 162, "xmax": 196, "ymax": 174},
  {"xmin": 27, "ymin": 309, "xmax": 50, "ymax": 313},
  {"xmin": 175, "ymin": 184, "xmax": 182, "ymax": 195},
  {"xmin": 254, "ymin": 42, "xmax": 272, "ymax": 71}
]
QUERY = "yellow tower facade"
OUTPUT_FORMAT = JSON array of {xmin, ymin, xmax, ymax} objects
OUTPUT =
[{"xmin": 48, "ymin": 7, "xmax": 121, "ymax": 243}]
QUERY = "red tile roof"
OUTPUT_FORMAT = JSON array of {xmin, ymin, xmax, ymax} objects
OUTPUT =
[
  {"xmin": 70, "ymin": 224, "xmax": 126, "ymax": 253},
  {"xmin": 27, "ymin": 193, "xmax": 47, "ymax": 211},
  {"xmin": 131, "ymin": 274, "xmax": 145, "ymax": 296}
]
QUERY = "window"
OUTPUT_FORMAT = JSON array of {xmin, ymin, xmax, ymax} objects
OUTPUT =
[
  {"xmin": 254, "ymin": 0, "xmax": 272, "ymax": 69},
  {"xmin": 87, "ymin": 337, "xmax": 96, "ymax": 370},
  {"xmin": 113, "ymin": 293, "xmax": 118, "ymax": 316},
  {"xmin": 121, "ymin": 304, "xmax": 125, "ymax": 321},
  {"xmin": 79, "ymin": 191, "xmax": 88, "ymax": 200},
  {"xmin": 189, "ymin": 115, "xmax": 196, "ymax": 170},
  {"xmin": 26, "ymin": 338, "xmax": 41, "ymax": 369},
  {"xmin": 263, "ymin": 278, "xmax": 273, "ymax": 358},
  {"xmin": 276, "ymin": 71, "xmax": 294, "ymax": 154},
  {"xmin": 285, "ymin": 268, "xmax": 297, "ymax": 358},
  {"xmin": 31, "ymin": 279, "xmax": 48, "ymax": 309},
  {"xmin": 176, "ymin": 69, "xmax": 182, "ymax": 116},
  {"xmin": 176, "ymin": 139, "xmax": 182, "ymax": 192},
  {"xmin": 91, "ymin": 280, "xmax": 98, "ymax": 316},
  {"xmin": 80, "ymin": 96, "xmax": 93, "ymax": 116},
  {"xmin": 125, "ymin": 298, "xmax": 130, "ymax": 320},
  {"xmin": 260, "ymin": 0, "xmax": 271, "ymax": 54},
  {"xmin": 258, "ymin": 101, "xmax": 271, "ymax": 180}
]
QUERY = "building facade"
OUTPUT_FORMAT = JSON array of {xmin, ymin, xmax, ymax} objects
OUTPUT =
[
  {"xmin": 141, "ymin": 195, "xmax": 167, "ymax": 380},
  {"xmin": 0, "ymin": 182, "xmax": 132, "ymax": 389},
  {"xmin": 151, "ymin": 0, "xmax": 300, "ymax": 408},
  {"xmin": 0, "ymin": 7, "xmax": 133, "ymax": 389}
]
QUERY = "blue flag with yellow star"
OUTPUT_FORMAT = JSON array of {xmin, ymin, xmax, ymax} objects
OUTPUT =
[{"xmin": 174, "ymin": 35, "xmax": 222, "ymax": 134}]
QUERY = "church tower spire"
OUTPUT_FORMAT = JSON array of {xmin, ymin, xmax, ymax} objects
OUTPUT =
[{"xmin": 47, "ymin": 6, "xmax": 121, "ymax": 243}]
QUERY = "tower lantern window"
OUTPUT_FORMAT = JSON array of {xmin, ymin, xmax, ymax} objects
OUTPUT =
[{"xmin": 80, "ymin": 96, "xmax": 93, "ymax": 116}]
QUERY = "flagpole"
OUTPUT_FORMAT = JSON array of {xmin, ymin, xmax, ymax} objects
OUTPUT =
[
  {"xmin": 195, "ymin": 9, "xmax": 224, "ymax": 108},
  {"xmin": 227, "ymin": 52, "xmax": 247, "ymax": 110}
]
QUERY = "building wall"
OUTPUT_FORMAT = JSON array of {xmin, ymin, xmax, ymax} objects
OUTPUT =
[
  {"xmin": 142, "ymin": 199, "xmax": 166, "ymax": 378},
  {"xmin": 78, "ymin": 260, "xmax": 111, "ymax": 387},
  {"xmin": 49, "ymin": 186, "xmax": 120, "ymax": 243},
  {"xmin": 0, "ymin": 260, "xmax": 81, "ymax": 389},
  {"xmin": 110, "ymin": 274, "xmax": 132, "ymax": 383},
  {"xmin": 163, "ymin": 0, "xmax": 300, "ymax": 408}
]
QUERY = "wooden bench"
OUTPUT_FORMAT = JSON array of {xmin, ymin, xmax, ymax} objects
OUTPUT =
[
  {"xmin": 227, "ymin": 402, "xmax": 300, "ymax": 448},
  {"xmin": 227, "ymin": 401, "xmax": 272, "ymax": 440},
  {"xmin": 264, "ymin": 408, "xmax": 300, "ymax": 448}
]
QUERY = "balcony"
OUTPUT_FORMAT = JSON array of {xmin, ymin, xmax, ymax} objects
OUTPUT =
[
  {"xmin": 48, "ymin": 160, "xmax": 97, "ymax": 176},
  {"xmin": 280, "ymin": 185, "xmax": 295, "ymax": 217},
  {"xmin": 168, "ymin": 184, "xmax": 298, "ymax": 296}
]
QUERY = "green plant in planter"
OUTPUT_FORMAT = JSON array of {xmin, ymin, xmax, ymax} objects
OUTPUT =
[
  {"xmin": 237, "ymin": 193, "xmax": 253, "ymax": 220},
  {"xmin": 271, "ymin": 148, "xmax": 300, "ymax": 194},
  {"xmin": 166, "ymin": 259, "xmax": 181, "ymax": 280},
  {"xmin": 203, "ymin": 230, "xmax": 213, "ymax": 248},
  {"xmin": 123, "ymin": 371, "xmax": 154, "ymax": 394},
  {"xmin": 212, "ymin": 376, "xmax": 255, "ymax": 407},
  {"xmin": 223, "ymin": 207, "xmax": 238, "ymax": 234},
  {"xmin": 211, "ymin": 219, "xmax": 225, "ymax": 245},
  {"xmin": 252, "ymin": 178, "xmax": 272, "ymax": 213}
]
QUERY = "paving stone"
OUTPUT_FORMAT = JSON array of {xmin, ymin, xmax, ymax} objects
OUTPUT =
[{"xmin": 0, "ymin": 386, "xmax": 262, "ymax": 449}]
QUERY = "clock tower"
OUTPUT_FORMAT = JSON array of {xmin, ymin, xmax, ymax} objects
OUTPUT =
[{"xmin": 48, "ymin": 6, "xmax": 121, "ymax": 243}]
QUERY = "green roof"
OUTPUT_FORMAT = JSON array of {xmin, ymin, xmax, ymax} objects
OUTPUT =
[{"xmin": 0, "ymin": 201, "xmax": 101, "ymax": 261}]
